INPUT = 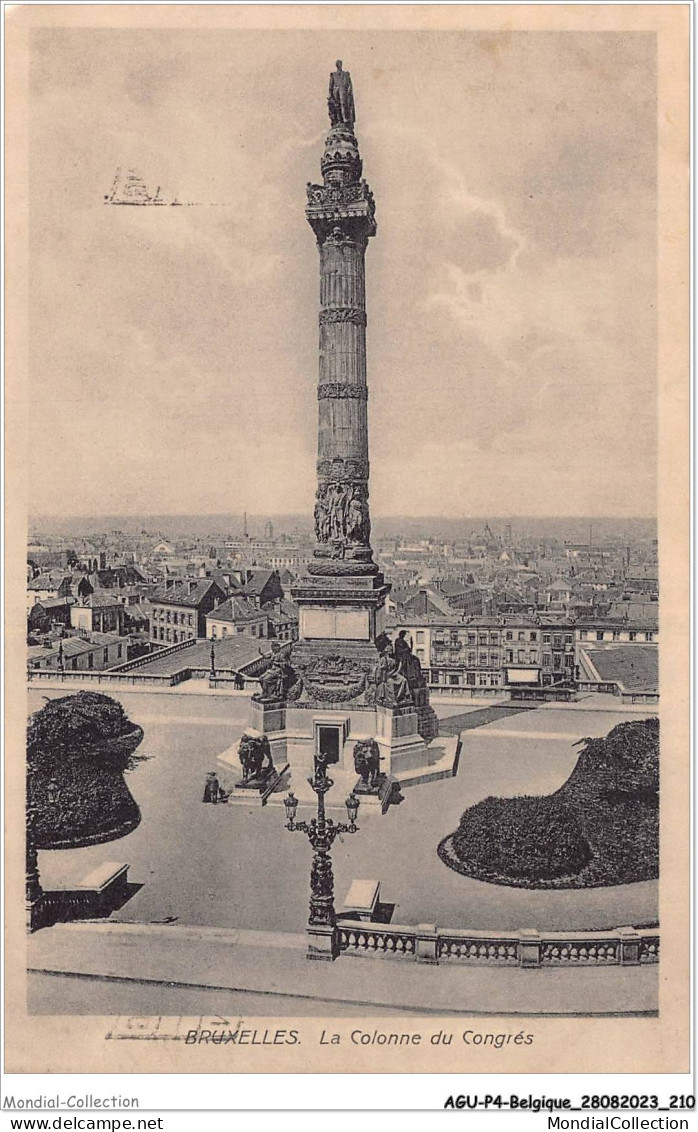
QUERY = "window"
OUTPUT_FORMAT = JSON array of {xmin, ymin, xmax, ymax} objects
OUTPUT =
[
  {"xmin": 543, "ymin": 633, "xmax": 550, "ymax": 644},
  {"xmin": 517, "ymin": 650, "xmax": 525, "ymax": 663},
  {"xmin": 629, "ymin": 631, "xmax": 637, "ymax": 641},
  {"xmin": 530, "ymin": 631, "xmax": 538, "ymax": 642},
  {"xmin": 117, "ymin": 644, "xmax": 123, "ymax": 659},
  {"xmin": 88, "ymin": 653, "xmax": 94, "ymax": 669},
  {"xmin": 466, "ymin": 672, "xmax": 475, "ymax": 685},
  {"xmin": 490, "ymin": 634, "xmax": 498, "ymax": 645},
  {"xmin": 222, "ymin": 626, "xmax": 228, "ymax": 638},
  {"xmin": 103, "ymin": 648, "xmax": 109, "ymax": 665},
  {"xmin": 449, "ymin": 674, "xmax": 459, "ymax": 686},
  {"xmin": 612, "ymin": 630, "xmax": 620, "ymax": 641},
  {"xmin": 431, "ymin": 670, "xmax": 440, "ymax": 684},
  {"xmin": 645, "ymin": 632, "xmax": 653, "ymax": 641},
  {"xmin": 416, "ymin": 631, "xmax": 424, "ymax": 643},
  {"xmin": 468, "ymin": 633, "xmax": 476, "ymax": 645},
  {"xmin": 596, "ymin": 631, "xmax": 604, "ymax": 641},
  {"xmin": 505, "ymin": 631, "xmax": 513, "ymax": 641},
  {"xmin": 450, "ymin": 633, "xmax": 460, "ymax": 646},
  {"xmin": 490, "ymin": 652, "xmax": 498, "ymax": 665},
  {"xmin": 479, "ymin": 652, "xmax": 488, "ymax": 666},
  {"xmin": 580, "ymin": 630, "xmax": 588, "ymax": 640},
  {"xmin": 71, "ymin": 657, "xmax": 78, "ymax": 670},
  {"xmin": 506, "ymin": 650, "xmax": 514, "ymax": 663},
  {"xmin": 417, "ymin": 648, "xmax": 425, "ymax": 660},
  {"xmin": 565, "ymin": 634, "xmax": 573, "ymax": 645},
  {"xmin": 189, "ymin": 613, "xmax": 194, "ymax": 626},
  {"xmin": 518, "ymin": 631, "xmax": 524, "ymax": 641},
  {"xmin": 478, "ymin": 672, "xmax": 488, "ymax": 685},
  {"xmin": 553, "ymin": 635, "xmax": 562, "ymax": 649},
  {"xmin": 543, "ymin": 653, "xmax": 552, "ymax": 667},
  {"xmin": 478, "ymin": 634, "xmax": 487, "ymax": 646},
  {"xmin": 468, "ymin": 652, "xmax": 476, "ymax": 666}
]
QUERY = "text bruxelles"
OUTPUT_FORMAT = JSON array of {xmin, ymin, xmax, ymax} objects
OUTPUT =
[{"xmin": 185, "ymin": 1029, "xmax": 300, "ymax": 1045}]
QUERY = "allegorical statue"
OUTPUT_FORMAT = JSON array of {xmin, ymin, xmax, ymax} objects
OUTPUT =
[
  {"xmin": 393, "ymin": 629, "xmax": 427, "ymax": 689},
  {"xmin": 328, "ymin": 60, "xmax": 355, "ymax": 129},
  {"xmin": 346, "ymin": 487, "xmax": 367, "ymax": 544},
  {"xmin": 372, "ymin": 644, "xmax": 413, "ymax": 708},
  {"xmin": 314, "ymin": 495, "xmax": 330, "ymax": 543},
  {"xmin": 257, "ymin": 647, "xmax": 299, "ymax": 703}
]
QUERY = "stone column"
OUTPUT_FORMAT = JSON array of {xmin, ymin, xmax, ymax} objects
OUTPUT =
[{"xmin": 307, "ymin": 121, "xmax": 377, "ymax": 574}]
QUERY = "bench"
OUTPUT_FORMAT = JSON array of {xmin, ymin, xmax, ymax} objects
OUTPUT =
[
  {"xmin": 340, "ymin": 878, "xmax": 381, "ymax": 922},
  {"xmin": 75, "ymin": 862, "xmax": 129, "ymax": 914}
]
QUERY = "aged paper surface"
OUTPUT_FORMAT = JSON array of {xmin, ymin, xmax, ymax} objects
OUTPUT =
[{"xmin": 4, "ymin": 3, "xmax": 689, "ymax": 1075}]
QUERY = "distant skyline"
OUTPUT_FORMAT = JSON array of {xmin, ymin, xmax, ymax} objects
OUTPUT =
[
  {"xmin": 29, "ymin": 513, "xmax": 658, "ymax": 546},
  {"xmin": 29, "ymin": 29, "xmax": 657, "ymax": 518}
]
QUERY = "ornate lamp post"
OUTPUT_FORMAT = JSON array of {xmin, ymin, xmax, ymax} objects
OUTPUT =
[
  {"xmin": 26, "ymin": 802, "xmax": 44, "ymax": 932},
  {"xmin": 284, "ymin": 752, "xmax": 360, "ymax": 960}
]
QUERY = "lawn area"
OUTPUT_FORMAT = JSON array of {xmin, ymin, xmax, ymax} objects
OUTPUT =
[{"xmin": 31, "ymin": 689, "xmax": 659, "ymax": 935}]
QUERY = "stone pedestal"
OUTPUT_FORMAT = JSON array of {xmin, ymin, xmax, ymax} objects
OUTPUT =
[
  {"xmin": 306, "ymin": 924, "xmax": 340, "ymax": 962},
  {"xmin": 518, "ymin": 928, "xmax": 542, "ymax": 967},
  {"xmin": 415, "ymin": 924, "xmax": 439, "ymax": 964}
]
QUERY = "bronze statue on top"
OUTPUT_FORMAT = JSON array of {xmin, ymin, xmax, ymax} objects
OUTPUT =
[{"xmin": 328, "ymin": 60, "xmax": 355, "ymax": 128}]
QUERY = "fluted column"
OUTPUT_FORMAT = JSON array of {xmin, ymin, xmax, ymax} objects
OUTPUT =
[{"xmin": 306, "ymin": 119, "xmax": 377, "ymax": 574}]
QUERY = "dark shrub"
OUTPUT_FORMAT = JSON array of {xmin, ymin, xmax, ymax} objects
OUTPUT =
[
  {"xmin": 451, "ymin": 794, "xmax": 593, "ymax": 882},
  {"xmin": 570, "ymin": 718, "xmax": 659, "ymax": 798},
  {"xmin": 27, "ymin": 692, "xmax": 145, "ymax": 849},
  {"xmin": 440, "ymin": 717, "xmax": 659, "ymax": 888}
]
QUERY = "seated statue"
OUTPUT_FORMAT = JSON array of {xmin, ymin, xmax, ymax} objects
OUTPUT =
[
  {"xmin": 372, "ymin": 644, "xmax": 413, "ymax": 708},
  {"xmin": 256, "ymin": 649, "xmax": 299, "ymax": 703},
  {"xmin": 393, "ymin": 629, "xmax": 427, "ymax": 689}
]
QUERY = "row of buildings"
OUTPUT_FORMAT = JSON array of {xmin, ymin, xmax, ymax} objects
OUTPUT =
[
  {"xmin": 27, "ymin": 522, "xmax": 658, "ymax": 698},
  {"xmin": 391, "ymin": 612, "xmax": 658, "ymax": 700}
]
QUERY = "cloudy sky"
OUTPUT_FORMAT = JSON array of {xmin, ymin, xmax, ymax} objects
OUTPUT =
[{"xmin": 28, "ymin": 27, "xmax": 657, "ymax": 518}]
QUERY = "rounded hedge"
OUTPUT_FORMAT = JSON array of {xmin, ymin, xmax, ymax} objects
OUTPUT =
[
  {"xmin": 27, "ymin": 692, "xmax": 145, "ymax": 849},
  {"xmin": 448, "ymin": 794, "xmax": 593, "ymax": 883}
]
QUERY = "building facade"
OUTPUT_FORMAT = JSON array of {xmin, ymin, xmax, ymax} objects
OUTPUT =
[{"xmin": 149, "ymin": 578, "xmax": 227, "ymax": 646}]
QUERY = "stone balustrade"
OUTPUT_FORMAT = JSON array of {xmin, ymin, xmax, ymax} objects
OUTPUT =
[
  {"xmin": 27, "ymin": 667, "xmax": 192, "ymax": 687},
  {"xmin": 336, "ymin": 920, "xmax": 659, "ymax": 967}
]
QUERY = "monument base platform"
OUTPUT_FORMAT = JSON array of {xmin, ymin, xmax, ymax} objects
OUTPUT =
[
  {"xmin": 392, "ymin": 734, "xmax": 461, "ymax": 790},
  {"xmin": 217, "ymin": 734, "xmax": 461, "ymax": 810}
]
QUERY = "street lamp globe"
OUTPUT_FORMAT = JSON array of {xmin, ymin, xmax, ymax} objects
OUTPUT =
[
  {"xmin": 345, "ymin": 793, "xmax": 360, "ymax": 829},
  {"xmin": 284, "ymin": 791, "xmax": 299, "ymax": 826}
]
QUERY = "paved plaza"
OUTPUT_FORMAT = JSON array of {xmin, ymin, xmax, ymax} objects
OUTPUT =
[{"xmin": 32, "ymin": 687, "xmax": 659, "ymax": 936}]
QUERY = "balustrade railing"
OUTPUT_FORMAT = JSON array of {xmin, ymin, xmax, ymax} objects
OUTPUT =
[{"xmin": 336, "ymin": 920, "xmax": 659, "ymax": 968}]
